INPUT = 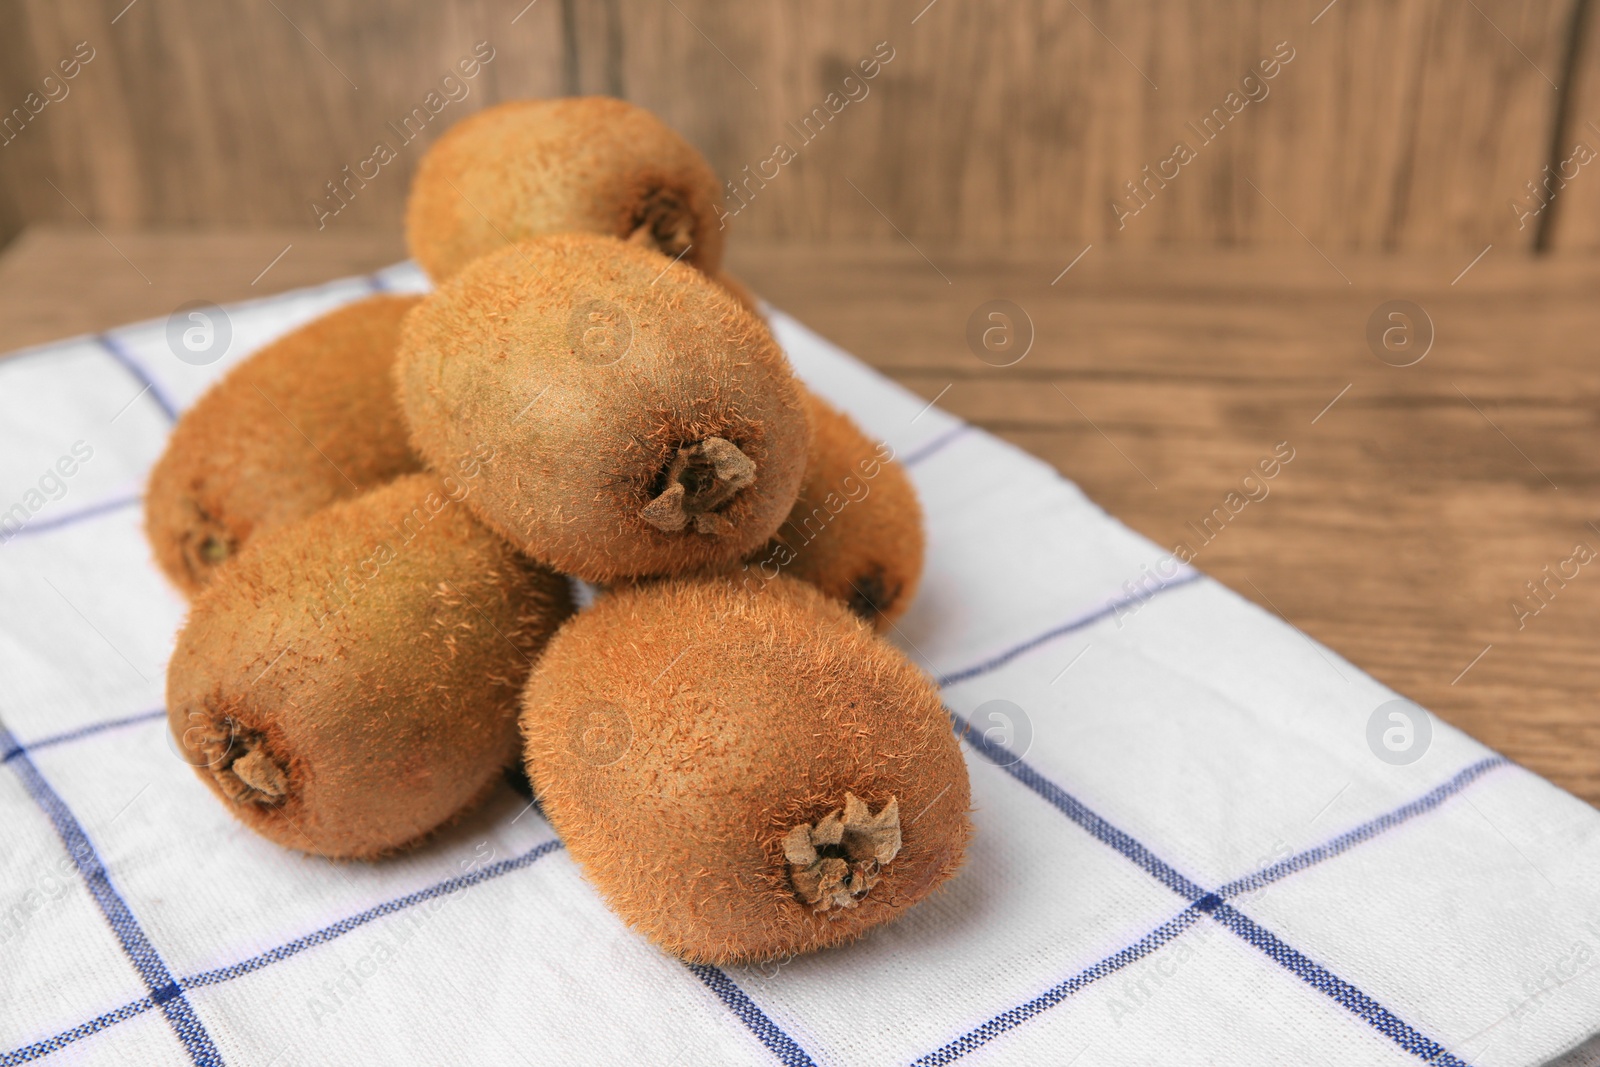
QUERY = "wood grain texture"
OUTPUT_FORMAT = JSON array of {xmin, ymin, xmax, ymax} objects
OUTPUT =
[
  {"xmin": 1544, "ymin": 0, "xmax": 1600, "ymax": 249},
  {"xmin": 0, "ymin": 226, "xmax": 406, "ymax": 349},
  {"xmin": 3, "ymin": 227, "xmax": 1598, "ymax": 806},
  {"xmin": 0, "ymin": 0, "xmax": 566, "ymax": 231},
  {"xmin": 0, "ymin": 0, "xmax": 1587, "ymax": 249}
]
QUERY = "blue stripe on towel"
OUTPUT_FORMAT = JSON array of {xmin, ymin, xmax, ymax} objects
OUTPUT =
[
  {"xmin": 183, "ymin": 839, "xmax": 566, "ymax": 989},
  {"xmin": 1217, "ymin": 756, "xmax": 1511, "ymax": 900},
  {"xmin": 937, "ymin": 570, "xmax": 1204, "ymax": 688},
  {"xmin": 0, "ymin": 721, "xmax": 224, "ymax": 1067},
  {"xmin": 912, "ymin": 904, "xmax": 1207, "ymax": 1066},
  {"xmin": 950, "ymin": 707, "xmax": 1209, "ymax": 901},
  {"xmin": 686, "ymin": 964, "xmax": 818, "ymax": 1067},
  {"xmin": 0, "ymin": 494, "xmax": 141, "ymax": 542},
  {"xmin": 95, "ymin": 334, "xmax": 178, "ymax": 423},
  {"xmin": 1, "ymin": 709, "xmax": 166, "ymax": 763},
  {"xmin": 1211, "ymin": 901, "xmax": 1471, "ymax": 1067},
  {"xmin": 902, "ymin": 424, "xmax": 972, "ymax": 468},
  {"xmin": 0, "ymin": 996, "xmax": 159, "ymax": 1066}
]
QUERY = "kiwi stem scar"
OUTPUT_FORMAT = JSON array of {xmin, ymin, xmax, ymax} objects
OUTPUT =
[
  {"xmin": 640, "ymin": 437, "xmax": 756, "ymax": 535},
  {"xmin": 784, "ymin": 794, "xmax": 902, "ymax": 912},
  {"xmin": 628, "ymin": 188, "xmax": 695, "ymax": 264},
  {"xmin": 201, "ymin": 723, "xmax": 289, "ymax": 806}
]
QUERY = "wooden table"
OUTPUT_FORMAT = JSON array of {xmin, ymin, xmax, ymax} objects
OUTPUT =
[{"xmin": 4, "ymin": 226, "xmax": 1598, "ymax": 805}]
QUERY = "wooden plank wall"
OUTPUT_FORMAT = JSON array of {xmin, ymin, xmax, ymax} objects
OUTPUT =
[
  {"xmin": 0, "ymin": 0, "xmax": 1595, "ymax": 251},
  {"xmin": 1547, "ymin": 0, "xmax": 1600, "ymax": 248}
]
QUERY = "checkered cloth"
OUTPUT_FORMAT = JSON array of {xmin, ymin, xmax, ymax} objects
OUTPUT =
[{"xmin": 3, "ymin": 262, "xmax": 1599, "ymax": 1067}]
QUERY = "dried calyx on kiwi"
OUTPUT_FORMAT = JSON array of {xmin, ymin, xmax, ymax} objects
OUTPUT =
[
  {"xmin": 640, "ymin": 437, "xmax": 757, "ymax": 534},
  {"xmin": 783, "ymin": 794, "xmax": 902, "ymax": 912},
  {"xmin": 201, "ymin": 723, "xmax": 289, "ymax": 805},
  {"xmin": 182, "ymin": 517, "xmax": 238, "ymax": 579},
  {"xmin": 626, "ymin": 186, "xmax": 696, "ymax": 261}
]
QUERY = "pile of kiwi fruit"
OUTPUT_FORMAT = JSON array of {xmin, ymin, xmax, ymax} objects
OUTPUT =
[{"xmin": 152, "ymin": 97, "xmax": 969, "ymax": 966}]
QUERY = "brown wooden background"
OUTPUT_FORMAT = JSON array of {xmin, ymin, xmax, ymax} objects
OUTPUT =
[{"xmin": 2, "ymin": 0, "xmax": 1599, "ymax": 251}]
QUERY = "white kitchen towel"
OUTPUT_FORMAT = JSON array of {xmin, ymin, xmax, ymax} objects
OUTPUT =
[{"xmin": 1, "ymin": 262, "xmax": 1598, "ymax": 1067}]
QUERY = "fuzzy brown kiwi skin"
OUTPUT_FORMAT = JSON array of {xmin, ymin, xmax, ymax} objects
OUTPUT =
[
  {"xmin": 396, "ymin": 233, "xmax": 810, "ymax": 585},
  {"xmin": 145, "ymin": 295, "xmax": 424, "ymax": 598},
  {"xmin": 167, "ymin": 473, "xmax": 573, "ymax": 860},
  {"xmin": 746, "ymin": 389, "xmax": 925, "ymax": 631},
  {"xmin": 405, "ymin": 97, "xmax": 726, "ymax": 284},
  {"xmin": 520, "ymin": 575, "xmax": 971, "ymax": 964}
]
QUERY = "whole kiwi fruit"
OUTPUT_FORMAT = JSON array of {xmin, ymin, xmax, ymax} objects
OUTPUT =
[
  {"xmin": 167, "ymin": 472, "xmax": 572, "ymax": 859},
  {"xmin": 742, "ymin": 389, "xmax": 924, "ymax": 629},
  {"xmin": 405, "ymin": 97, "xmax": 725, "ymax": 284},
  {"xmin": 145, "ymin": 295, "xmax": 422, "ymax": 597},
  {"xmin": 520, "ymin": 575, "xmax": 971, "ymax": 964},
  {"xmin": 396, "ymin": 233, "xmax": 809, "ymax": 584}
]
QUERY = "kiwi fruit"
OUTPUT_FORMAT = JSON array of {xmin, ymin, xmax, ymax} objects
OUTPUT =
[
  {"xmin": 743, "ymin": 390, "xmax": 924, "ymax": 629},
  {"xmin": 167, "ymin": 472, "xmax": 572, "ymax": 859},
  {"xmin": 405, "ymin": 97, "xmax": 725, "ymax": 284},
  {"xmin": 396, "ymin": 233, "xmax": 809, "ymax": 584},
  {"xmin": 520, "ymin": 575, "xmax": 971, "ymax": 964},
  {"xmin": 145, "ymin": 295, "xmax": 423, "ymax": 598}
]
